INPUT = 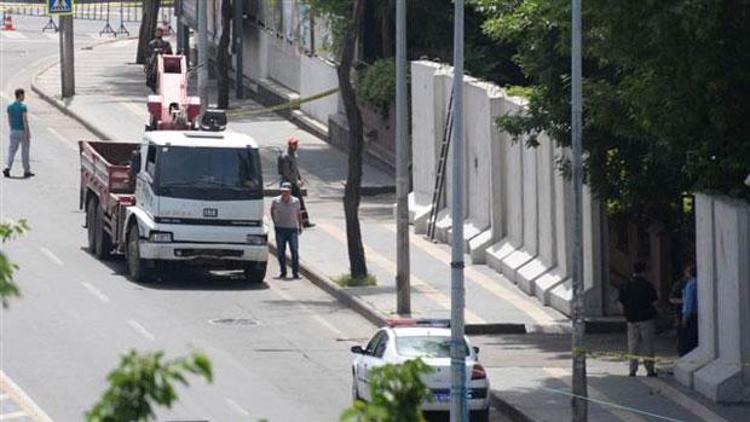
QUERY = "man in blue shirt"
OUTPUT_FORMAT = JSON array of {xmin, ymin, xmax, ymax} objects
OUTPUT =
[
  {"xmin": 679, "ymin": 265, "xmax": 698, "ymax": 356},
  {"xmin": 4, "ymin": 88, "xmax": 33, "ymax": 178}
]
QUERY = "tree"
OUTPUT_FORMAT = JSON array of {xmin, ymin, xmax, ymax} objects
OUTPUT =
[
  {"xmin": 341, "ymin": 359, "xmax": 433, "ymax": 422},
  {"xmin": 216, "ymin": 0, "xmax": 233, "ymax": 109},
  {"xmin": 136, "ymin": 0, "xmax": 161, "ymax": 65},
  {"xmin": 86, "ymin": 350, "xmax": 213, "ymax": 422},
  {"xmin": 0, "ymin": 220, "xmax": 28, "ymax": 308},
  {"xmin": 306, "ymin": 0, "xmax": 369, "ymax": 279},
  {"xmin": 471, "ymin": 0, "xmax": 750, "ymax": 221}
]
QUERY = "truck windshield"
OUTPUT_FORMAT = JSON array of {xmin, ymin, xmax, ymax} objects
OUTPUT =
[{"xmin": 156, "ymin": 146, "xmax": 263, "ymax": 201}]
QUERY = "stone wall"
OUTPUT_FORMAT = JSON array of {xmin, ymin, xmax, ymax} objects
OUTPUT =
[
  {"xmin": 675, "ymin": 194, "xmax": 750, "ymax": 403},
  {"xmin": 408, "ymin": 60, "xmax": 606, "ymax": 317}
]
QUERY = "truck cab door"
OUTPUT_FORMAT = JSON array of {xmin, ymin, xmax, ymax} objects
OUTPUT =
[{"xmin": 135, "ymin": 144, "xmax": 159, "ymax": 218}]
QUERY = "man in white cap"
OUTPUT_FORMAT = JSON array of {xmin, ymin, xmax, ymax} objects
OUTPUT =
[{"xmin": 270, "ymin": 182, "xmax": 302, "ymax": 279}]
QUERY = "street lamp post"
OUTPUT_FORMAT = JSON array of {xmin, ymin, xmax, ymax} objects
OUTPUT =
[
  {"xmin": 450, "ymin": 0, "xmax": 467, "ymax": 421},
  {"xmin": 395, "ymin": 0, "xmax": 411, "ymax": 315},
  {"xmin": 570, "ymin": 0, "xmax": 588, "ymax": 420}
]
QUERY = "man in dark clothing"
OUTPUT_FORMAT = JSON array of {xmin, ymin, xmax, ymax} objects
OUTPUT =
[
  {"xmin": 278, "ymin": 135, "xmax": 314, "ymax": 227},
  {"xmin": 618, "ymin": 261, "xmax": 659, "ymax": 377},
  {"xmin": 145, "ymin": 28, "xmax": 173, "ymax": 92}
]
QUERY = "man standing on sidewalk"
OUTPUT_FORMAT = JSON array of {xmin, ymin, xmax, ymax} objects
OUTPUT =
[
  {"xmin": 278, "ymin": 135, "xmax": 314, "ymax": 227},
  {"xmin": 679, "ymin": 265, "xmax": 698, "ymax": 356},
  {"xmin": 618, "ymin": 261, "xmax": 659, "ymax": 377},
  {"xmin": 270, "ymin": 182, "xmax": 303, "ymax": 279},
  {"xmin": 3, "ymin": 88, "xmax": 34, "ymax": 178}
]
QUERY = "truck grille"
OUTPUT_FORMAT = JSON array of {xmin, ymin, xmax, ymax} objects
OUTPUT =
[{"xmin": 174, "ymin": 249, "xmax": 244, "ymax": 258}]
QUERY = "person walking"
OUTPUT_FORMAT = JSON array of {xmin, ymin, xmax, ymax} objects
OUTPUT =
[
  {"xmin": 270, "ymin": 182, "xmax": 303, "ymax": 279},
  {"xmin": 679, "ymin": 265, "xmax": 698, "ymax": 356},
  {"xmin": 278, "ymin": 135, "xmax": 314, "ymax": 227},
  {"xmin": 4, "ymin": 88, "xmax": 33, "ymax": 178},
  {"xmin": 618, "ymin": 261, "xmax": 659, "ymax": 377}
]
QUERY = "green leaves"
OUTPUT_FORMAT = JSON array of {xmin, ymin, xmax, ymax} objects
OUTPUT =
[
  {"xmin": 357, "ymin": 58, "xmax": 398, "ymax": 118},
  {"xmin": 475, "ymin": 0, "xmax": 750, "ymax": 218},
  {"xmin": 86, "ymin": 350, "xmax": 213, "ymax": 422},
  {"xmin": 0, "ymin": 219, "xmax": 29, "ymax": 308},
  {"xmin": 341, "ymin": 358, "xmax": 433, "ymax": 422}
]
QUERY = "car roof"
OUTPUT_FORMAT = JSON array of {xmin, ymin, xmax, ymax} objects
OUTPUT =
[
  {"xmin": 387, "ymin": 326, "xmax": 453, "ymax": 337},
  {"xmin": 143, "ymin": 130, "xmax": 259, "ymax": 149}
]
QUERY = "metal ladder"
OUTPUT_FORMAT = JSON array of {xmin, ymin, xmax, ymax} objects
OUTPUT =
[{"xmin": 426, "ymin": 88, "xmax": 455, "ymax": 240}]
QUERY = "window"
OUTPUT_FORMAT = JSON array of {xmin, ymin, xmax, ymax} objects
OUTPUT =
[
  {"xmin": 145, "ymin": 145, "xmax": 157, "ymax": 177},
  {"xmin": 396, "ymin": 335, "xmax": 470, "ymax": 358},
  {"xmin": 365, "ymin": 331, "xmax": 385, "ymax": 356},
  {"xmin": 374, "ymin": 333, "xmax": 389, "ymax": 358}
]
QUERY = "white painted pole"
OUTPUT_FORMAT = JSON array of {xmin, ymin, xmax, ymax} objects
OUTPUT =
[{"xmin": 198, "ymin": 0, "xmax": 208, "ymax": 108}]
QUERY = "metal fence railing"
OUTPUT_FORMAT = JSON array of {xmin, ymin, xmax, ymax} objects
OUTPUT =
[{"xmin": 0, "ymin": 1, "xmax": 173, "ymax": 24}]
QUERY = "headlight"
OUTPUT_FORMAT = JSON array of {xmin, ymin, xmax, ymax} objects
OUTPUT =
[
  {"xmin": 149, "ymin": 231, "xmax": 173, "ymax": 243},
  {"xmin": 246, "ymin": 234, "xmax": 267, "ymax": 245}
]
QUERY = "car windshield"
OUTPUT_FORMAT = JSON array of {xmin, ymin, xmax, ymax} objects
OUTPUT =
[
  {"xmin": 396, "ymin": 335, "xmax": 470, "ymax": 358},
  {"xmin": 156, "ymin": 146, "xmax": 262, "ymax": 201}
]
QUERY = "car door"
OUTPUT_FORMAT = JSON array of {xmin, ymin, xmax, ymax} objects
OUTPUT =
[{"xmin": 358, "ymin": 330, "xmax": 387, "ymax": 401}]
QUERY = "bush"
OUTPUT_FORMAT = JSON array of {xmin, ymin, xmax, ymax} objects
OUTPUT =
[{"xmin": 357, "ymin": 58, "xmax": 398, "ymax": 119}]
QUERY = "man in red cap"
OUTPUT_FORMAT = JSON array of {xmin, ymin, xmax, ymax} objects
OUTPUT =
[{"xmin": 278, "ymin": 134, "xmax": 313, "ymax": 227}]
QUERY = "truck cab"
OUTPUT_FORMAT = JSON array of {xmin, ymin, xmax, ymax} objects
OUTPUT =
[
  {"xmin": 80, "ymin": 130, "xmax": 268, "ymax": 284},
  {"xmin": 125, "ymin": 130, "xmax": 268, "ymax": 282}
]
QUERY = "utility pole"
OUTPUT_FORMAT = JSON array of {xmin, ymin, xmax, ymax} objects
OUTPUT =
[
  {"xmin": 395, "ymin": 0, "xmax": 410, "ymax": 315},
  {"xmin": 234, "ymin": 0, "xmax": 245, "ymax": 99},
  {"xmin": 449, "ymin": 0, "xmax": 467, "ymax": 421},
  {"xmin": 570, "ymin": 0, "xmax": 588, "ymax": 420},
  {"xmin": 59, "ymin": 14, "xmax": 75, "ymax": 98},
  {"xmin": 198, "ymin": 0, "xmax": 209, "ymax": 108}
]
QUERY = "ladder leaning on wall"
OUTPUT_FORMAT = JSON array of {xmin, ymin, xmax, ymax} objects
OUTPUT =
[{"xmin": 426, "ymin": 87, "xmax": 455, "ymax": 241}]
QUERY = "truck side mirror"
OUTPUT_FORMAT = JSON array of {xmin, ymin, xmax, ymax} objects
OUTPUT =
[
  {"xmin": 350, "ymin": 345, "xmax": 365, "ymax": 355},
  {"xmin": 131, "ymin": 150, "xmax": 142, "ymax": 174},
  {"xmin": 473, "ymin": 346, "xmax": 480, "ymax": 355}
]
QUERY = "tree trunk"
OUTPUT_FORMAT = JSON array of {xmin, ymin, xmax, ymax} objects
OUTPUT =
[
  {"xmin": 136, "ymin": 0, "xmax": 161, "ymax": 64},
  {"xmin": 337, "ymin": 0, "xmax": 368, "ymax": 279},
  {"xmin": 217, "ymin": 0, "xmax": 233, "ymax": 109}
]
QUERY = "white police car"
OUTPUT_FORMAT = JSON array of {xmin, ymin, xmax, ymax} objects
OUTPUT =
[{"xmin": 350, "ymin": 319, "xmax": 490, "ymax": 421}]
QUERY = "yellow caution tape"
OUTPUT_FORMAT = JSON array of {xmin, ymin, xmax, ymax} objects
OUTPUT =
[{"xmin": 227, "ymin": 88, "xmax": 339, "ymax": 118}]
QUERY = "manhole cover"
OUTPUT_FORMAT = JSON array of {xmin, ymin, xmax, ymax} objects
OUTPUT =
[{"xmin": 208, "ymin": 318, "xmax": 259, "ymax": 326}]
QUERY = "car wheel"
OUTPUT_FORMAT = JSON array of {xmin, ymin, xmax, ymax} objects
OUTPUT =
[
  {"xmin": 471, "ymin": 408, "xmax": 490, "ymax": 422},
  {"xmin": 244, "ymin": 261, "xmax": 267, "ymax": 283},
  {"xmin": 127, "ymin": 224, "xmax": 151, "ymax": 283}
]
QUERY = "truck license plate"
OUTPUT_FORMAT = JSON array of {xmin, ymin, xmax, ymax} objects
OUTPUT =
[{"xmin": 203, "ymin": 208, "xmax": 218, "ymax": 218}]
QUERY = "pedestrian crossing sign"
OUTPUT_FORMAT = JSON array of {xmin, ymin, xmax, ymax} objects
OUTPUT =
[{"xmin": 48, "ymin": 0, "xmax": 74, "ymax": 16}]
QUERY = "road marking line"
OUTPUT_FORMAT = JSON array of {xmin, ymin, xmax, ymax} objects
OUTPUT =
[
  {"xmin": 316, "ymin": 220, "xmax": 485, "ymax": 323},
  {"xmin": 46, "ymin": 127, "xmax": 78, "ymax": 151},
  {"xmin": 127, "ymin": 319, "xmax": 155, "ymax": 341},
  {"xmin": 272, "ymin": 285, "xmax": 343, "ymax": 336},
  {"xmin": 225, "ymin": 398, "xmax": 250, "ymax": 416},
  {"xmin": 543, "ymin": 367, "xmax": 645, "ymax": 422},
  {"xmin": 0, "ymin": 32, "xmax": 26, "ymax": 40},
  {"xmin": 0, "ymin": 411, "xmax": 28, "ymax": 420},
  {"xmin": 638, "ymin": 377, "xmax": 730, "ymax": 422},
  {"xmin": 39, "ymin": 247, "xmax": 63, "ymax": 266},
  {"xmin": 0, "ymin": 371, "xmax": 54, "ymax": 422},
  {"xmin": 380, "ymin": 223, "xmax": 559, "ymax": 328},
  {"xmin": 81, "ymin": 282, "xmax": 110, "ymax": 304}
]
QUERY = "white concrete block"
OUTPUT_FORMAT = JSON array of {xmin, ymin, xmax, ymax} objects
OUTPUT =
[
  {"xmin": 549, "ymin": 280, "xmax": 573, "ymax": 316},
  {"xmin": 675, "ymin": 348, "xmax": 714, "ymax": 388},
  {"xmin": 534, "ymin": 269, "xmax": 568, "ymax": 306},
  {"xmin": 486, "ymin": 239, "xmax": 518, "ymax": 274},
  {"xmin": 516, "ymin": 258, "xmax": 549, "ymax": 295},
  {"xmin": 694, "ymin": 361, "xmax": 747, "ymax": 402},
  {"xmin": 499, "ymin": 250, "xmax": 535, "ymax": 284},
  {"xmin": 408, "ymin": 192, "xmax": 433, "ymax": 234},
  {"xmin": 522, "ymin": 142, "xmax": 539, "ymax": 256},
  {"xmin": 299, "ymin": 55, "xmax": 339, "ymax": 124},
  {"xmin": 469, "ymin": 229, "xmax": 494, "ymax": 264}
]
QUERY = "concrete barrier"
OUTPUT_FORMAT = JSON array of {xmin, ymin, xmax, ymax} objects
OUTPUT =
[{"xmin": 675, "ymin": 193, "xmax": 750, "ymax": 403}]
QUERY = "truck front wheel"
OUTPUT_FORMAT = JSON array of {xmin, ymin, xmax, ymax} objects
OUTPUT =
[
  {"xmin": 244, "ymin": 262, "xmax": 267, "ymax": 283},
  {"xmin": 127, "ymin": 224, "xmax": 151, "ymax": 283}
]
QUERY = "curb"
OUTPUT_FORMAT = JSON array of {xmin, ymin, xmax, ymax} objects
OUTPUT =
[
  {"xmin": 489, "ymin": 392, "xmax": 535, "ymax": 422},
  {"xmin": 268, "ymin": 240, "xmax": 388, "ymax": 327}
]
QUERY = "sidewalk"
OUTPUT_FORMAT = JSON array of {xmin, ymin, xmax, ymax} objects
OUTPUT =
[{"xmin": 33, "ymin": 38, "xmax": 748, "ymax": 422}]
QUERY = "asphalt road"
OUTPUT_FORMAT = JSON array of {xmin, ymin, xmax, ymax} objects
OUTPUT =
[{"xmin": 1, "ymin": 16, "xmax": 508, "ymax": 422}]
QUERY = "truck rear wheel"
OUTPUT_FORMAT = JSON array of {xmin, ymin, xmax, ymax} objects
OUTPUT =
[
  {"xmin": 127, "ymin": 224, "xmax": 151, "ymax": 283},
  {"xmin": 244, "ymin": 262, "xmax": 267, "ymax": 283},
  {"xmin": 87, "ymin": 199, "xmax": 112, "ymax": 259}
]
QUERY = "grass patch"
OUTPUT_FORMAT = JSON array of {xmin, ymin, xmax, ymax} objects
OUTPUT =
[{"xmin": 334, "ymin": 274, "xmax": 378, "ymax": 287}]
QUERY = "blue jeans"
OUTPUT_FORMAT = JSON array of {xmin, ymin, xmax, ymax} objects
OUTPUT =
[{"xmin": 275, "ymin": 227, "xmax": 299, "ymax": 276}]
